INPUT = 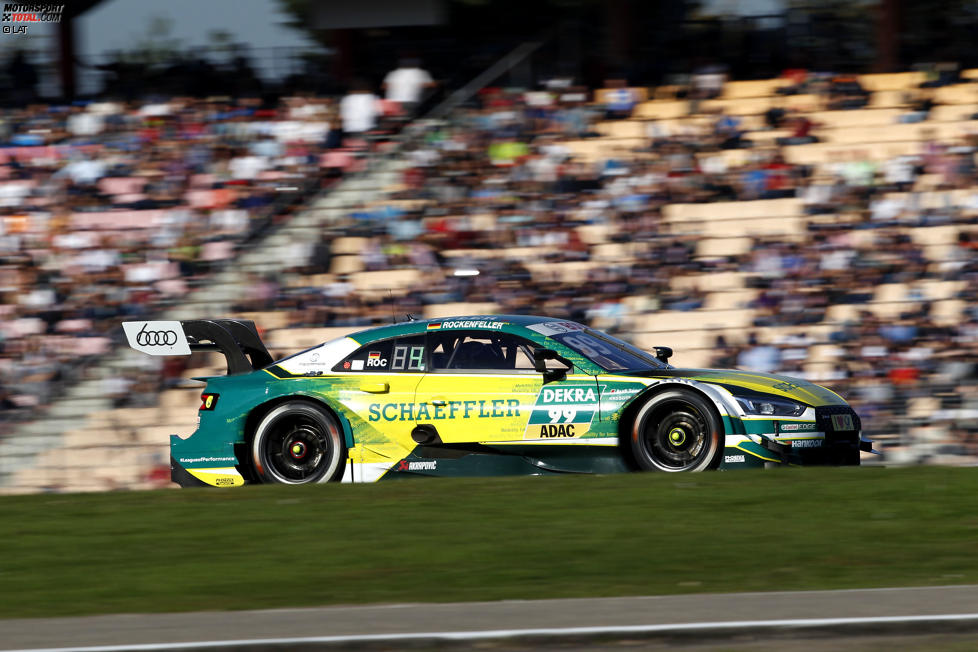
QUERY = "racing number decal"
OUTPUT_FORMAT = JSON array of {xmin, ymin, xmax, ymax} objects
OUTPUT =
[
  {"xmin": 391, "ymin": 345, "xmax": 425, "ymax": 371},
  {"xmin": 548, "ymin": 408, "xmax": 577, "ymax": 424},
  {"xmin": 524, "ymin": 383, "xmax": 597, "ymax": 439}
]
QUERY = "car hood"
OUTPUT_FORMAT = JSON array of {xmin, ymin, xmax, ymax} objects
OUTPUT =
[{"xmin": 623, "ymin": 368, "xmax": 847, "ymax": 407}]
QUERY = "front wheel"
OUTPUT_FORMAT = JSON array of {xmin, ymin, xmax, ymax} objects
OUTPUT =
[
  {"xmin": 252, "ymin": 401, "xmax": 346, "ymax": 484},
  {"xmin": 630, "ymin": 390, "xmax": 723, "ymax": 472}
]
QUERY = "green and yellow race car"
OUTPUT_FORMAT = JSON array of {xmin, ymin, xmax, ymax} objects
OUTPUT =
[{"xmin": 123, "ymin": 315, "xmax": 873, "ymax": 487}]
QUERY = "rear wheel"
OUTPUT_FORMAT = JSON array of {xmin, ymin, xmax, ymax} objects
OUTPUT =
[
  {"xmin": 252, "ymin": 402, "xmax": 345, "ymax": 484},
  {"xmin": 630, "ymin": 390, "xmax": 723, "ymax": 472}
]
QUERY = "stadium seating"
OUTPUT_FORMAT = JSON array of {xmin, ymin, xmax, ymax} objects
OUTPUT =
[
  {"xmin": 721, "ymin": 78, "xmax": 789, "ymax": 99},
  {"xmin": 858, "ymin": 71, "xmax": 926, "ymax": 91}
]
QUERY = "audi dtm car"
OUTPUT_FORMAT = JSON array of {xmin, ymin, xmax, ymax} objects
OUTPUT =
[{"xmin": 122, "ymin": 316, "xmax": 873, "ymax": 487}]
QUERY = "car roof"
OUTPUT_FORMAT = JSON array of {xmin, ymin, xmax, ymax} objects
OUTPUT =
[{"xmin": 345, "ymin": 315, "xmax": 575, "ymax": 345}]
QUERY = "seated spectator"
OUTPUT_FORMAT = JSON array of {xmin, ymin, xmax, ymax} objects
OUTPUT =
[
  {"xmin": 714, "ymin": 111, "xmax": 746, "ymax": 149},
  {"xmin": 662, "ymin": 285, "xmax": 705, "ymax": 311},
  {"xmin": 555, "ymin": 92, "xmax": 600, "ymax": 138},
  {"xmin": 690, "ymin": 63, "xmax": 727, "ymax": 100},
  {"xmin": 899, "ymin": 90, "xmax": 935, "ymax": 123},
  {"xmin": 776, "ymin": 112, "xmax": 819, "ymax": 145},
  {"xmin": 602, "ymin": 79, "xmax": 638, "ymax": 120},
  {"xmin": 761, "ymin": 153, "xmax": 797, "ymax": 199},
  {"xmin": 777, "ymin": 68, "xmax": 810, "ymax": 95},
  {"xmin": 919, "ymin": 61, "xmax": 961, "ymax": 88},
  {"xmin": 883, "ymin": 153, "xmax": 919, "ymax": 191},
  {"xmin": 827, "ymin": 75, "xmax": 870, "ymax": 110},
  {"xmin": 800, "ymin": 175, "xmax": 840, "ymax": 214},
  {"xmin": 764, "ymin": 103, "xmax": 786, "ymax": 129},
  {"xmin": 740, "ymin": 163, "xmax": 769, "ymax": 200}
]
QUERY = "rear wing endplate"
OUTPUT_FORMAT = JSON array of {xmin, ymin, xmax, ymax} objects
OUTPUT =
[{"xmin": 122, "ymin": 319, "xmax": 273, "ymax": 375}]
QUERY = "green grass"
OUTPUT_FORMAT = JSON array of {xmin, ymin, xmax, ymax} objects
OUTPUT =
[{"xmin": 1, "ymin": 466, "xmax": 977, "ymax": 619}]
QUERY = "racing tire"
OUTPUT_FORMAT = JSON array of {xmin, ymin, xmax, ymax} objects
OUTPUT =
[
  {"xmin": 630, "ymin": 390, "xmax": 723, "ymax": 472},
  {"xmin": 252, "ymin": 401, "xmax": 346, "ymax": 484}
]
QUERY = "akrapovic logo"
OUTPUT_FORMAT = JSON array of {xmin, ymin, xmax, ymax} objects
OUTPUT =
[{"xmin": 398, "ymin": 460, "xmax": 436, "ymax": 471}]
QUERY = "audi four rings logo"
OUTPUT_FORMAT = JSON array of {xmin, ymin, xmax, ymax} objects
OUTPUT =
[
  {"xmin": 135, "ymin": 323, "xmax": 178, "ymax": 346},
  {"xmin": 123, "ymin": 320, "xmax": 190, "ymax": 355}
]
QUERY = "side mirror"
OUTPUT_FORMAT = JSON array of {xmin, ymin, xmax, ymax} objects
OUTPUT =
[
  {"xmin": 533, "ymin": 348, "xmax": 572, "ymax": 383},
  {"xmin": 653, "ymin": 346, "xmax": 673, "ymax": 363}
]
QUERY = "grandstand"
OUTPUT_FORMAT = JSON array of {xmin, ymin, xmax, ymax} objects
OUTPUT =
[{"xmin": 3, "ymin": 67, "xmax": 978, "ymax": 492}]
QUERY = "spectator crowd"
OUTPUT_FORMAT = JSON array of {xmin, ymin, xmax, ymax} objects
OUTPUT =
[
  {"xmin": 0, "ymin": 93, "xmax": 370, "ymax": 427},
  {"xmin": 242, "ymin": 77, "xmax": 978, "ymax": 460},
  {"xmin": 2, "ymin": 61, "xmax": 978, "ymax": 464}
]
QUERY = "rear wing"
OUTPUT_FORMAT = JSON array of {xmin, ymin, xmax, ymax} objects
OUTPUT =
[{"xmin": 122, "ymin": 319, "xmax": 273, "ymax": 375}]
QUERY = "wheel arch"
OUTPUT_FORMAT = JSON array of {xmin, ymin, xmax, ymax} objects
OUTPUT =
[
  {"xmin": 239, "ymin": 395, "xmax": 355, "ymax": 481},
  {"xmin": 617, "ymin": 380, "xmax": 729, "ymax": 469}
]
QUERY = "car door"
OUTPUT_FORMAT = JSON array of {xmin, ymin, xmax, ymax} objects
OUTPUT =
[
  {"xmin": 331, "ymin": 333, "xmax": 427, "ymax": 464},
  {"xmin": 414, "ymin": 330, "xmax": 600, "ymax": 444},
  {"xmin": 413, "ymin": 329, "xmax": 539, "ymax": 443}
]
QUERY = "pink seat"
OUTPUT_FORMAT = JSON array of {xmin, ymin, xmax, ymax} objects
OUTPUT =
[
  {"xmin": 201, "ymin": 240, "xmax": 234, "ymax": 261},
  {"xmin": 113, "ymin": 193, "xmax": 147, "ymax": 204},
  {"xmin": 187, "ymin": 190, "xmax": 216, "ymax": 208},
  {"xmin": 123, "ymin": 261, "xmax": 177, "ymax": 283},
  {"xmin": 55, "ymin": 319, "xmax": 93, "ymax": 333},
  {"xmin": 8, "ymin": 317, "xmax": 45, "ymax": 337},
  {"xmin": 189, "ymin": 174, "xmax": 215, "ymax": 188},
  {"xmin": 98, "ymin": 177, "xmax": 146, "ymax": 196},
  {"xmin": 72, "ymin": 336, "xmax": 110, "ymax": 356},
  {"xmin": 321, "ymin": 151, "xmax": 354, "ymax": 169},
  {"xmin": 70, "ymin": 210, "xmax": 169, "ymax": 230},
  {"xmin": 155, "ymin": 278, "xmax": 188, "ymax": 296}
]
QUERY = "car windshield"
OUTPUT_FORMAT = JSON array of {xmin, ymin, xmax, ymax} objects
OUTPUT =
[{"xmin": 546, "ymin": 327, "xmax": 670, "ymax": 372}]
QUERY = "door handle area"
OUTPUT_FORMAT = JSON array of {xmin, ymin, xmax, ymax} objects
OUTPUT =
[
  {"xmin": 359, "ymin": 382, "xmax": 390, "ymax": 394},
  {"xmin": 429, "ymin": 398, "xmax": 447, "ymax": 406}
]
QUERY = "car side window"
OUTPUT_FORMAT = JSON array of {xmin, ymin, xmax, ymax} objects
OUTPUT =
[
  {"xmin": 334, "ymin": 334, "xmax": 426, "ymax": 373},
  {"xmin": 429, "ymin": 331, "xmax": 538, "ymax": 372}
]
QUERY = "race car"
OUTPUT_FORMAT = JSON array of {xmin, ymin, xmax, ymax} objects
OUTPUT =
[{"xmin": 122, "ymin": 316, "xmax": 873, "ymax": 487}]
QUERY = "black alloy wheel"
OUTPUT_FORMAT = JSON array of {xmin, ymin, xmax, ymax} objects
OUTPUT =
[
  {"xmin": 630, "ymin": 390, "xmax": 723, "ymax": 472},
  {"xmin": 252, "ymin": 402, "xmax": 345, "ymax": 484}
]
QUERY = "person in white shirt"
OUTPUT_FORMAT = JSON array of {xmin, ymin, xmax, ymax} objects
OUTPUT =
[
  {"xmin": 340, "ymin": 80, "xmax": 380, "ymax": 135},
  {"xmin": 382, "ymin": 59, "xmax": 434, "ymax": 115}
]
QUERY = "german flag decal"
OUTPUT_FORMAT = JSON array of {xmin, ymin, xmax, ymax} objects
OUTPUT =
[
  {"xmin": 368, "ymin": 351, "xmax": 381, "ymax": 360},
  {"xmin": 427, "ymin": 322, "xmax": 441, "ymax": 330}
]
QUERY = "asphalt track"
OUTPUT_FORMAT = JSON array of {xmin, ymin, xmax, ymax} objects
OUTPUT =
[{"xmin": 4, "ymin": 585, "xmax": 978, "ymax": 651}]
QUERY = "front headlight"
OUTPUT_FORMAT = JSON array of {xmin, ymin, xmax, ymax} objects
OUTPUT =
[{"xmin": 735, "ymin": 395, "xmax": 807, "ymax": 417}]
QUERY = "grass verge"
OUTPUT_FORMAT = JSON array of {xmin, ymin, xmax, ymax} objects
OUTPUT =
[{"xmin": 1, "ymin": 466, "xmax": 977, "ymax": 619}]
